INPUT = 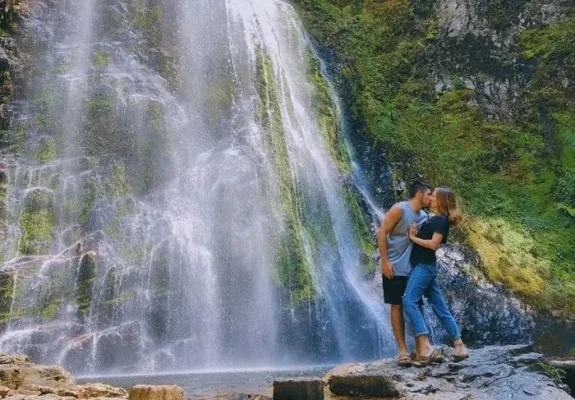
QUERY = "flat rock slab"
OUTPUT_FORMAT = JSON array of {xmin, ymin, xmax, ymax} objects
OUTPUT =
[
  {"xmin": 325, "ymin": 345, "xmax": 573, "ymax": 400},
  {"xmin": 273, "ymin": 377, "xmax": 323, "ymax": 400},
  {"xmin": 129, "ymin": 385, "xmax": 184, "ymax": 400},
  {"xmin": 77, "ymin": 383, "xmax": 128, "ymax": 399},
  {"xmin": 0, "ymin": 364, "xmax": 74, "ymax": 390}
]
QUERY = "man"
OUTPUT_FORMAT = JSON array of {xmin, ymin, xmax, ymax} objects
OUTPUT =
[{"xmin": 377, "ymin": 181, "xmax": 432, "ymax": 366}]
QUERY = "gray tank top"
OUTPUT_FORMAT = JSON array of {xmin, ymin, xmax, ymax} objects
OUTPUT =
[{"xmin": 386, "ymin": 201, "xmax": 427, "ymax": 277}]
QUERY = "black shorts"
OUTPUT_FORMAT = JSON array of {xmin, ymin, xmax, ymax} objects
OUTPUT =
[
  {"xmin": 382, "ymin": 275, "xmax": 409, "ymax": 305},
  {"xmin": 382, "ymin": 275, "xmax": 425, "ymax": 306}
]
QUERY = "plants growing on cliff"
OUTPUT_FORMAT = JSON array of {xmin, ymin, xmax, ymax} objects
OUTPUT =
[
  {"xmin": 255, "ymin": 46, "xmax": 314, "ymax": 305},
  {"xmin": 18, "ymin": 189, "xmax": 56, "ymax": 255},
  {"xmin": 292, "ymin": 0, "xmax": 575, "ymax": 315}
]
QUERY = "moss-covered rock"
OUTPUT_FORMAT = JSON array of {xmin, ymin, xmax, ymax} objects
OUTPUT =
[
  {"xmin": 76, "ymin": 252, "xmax": 97, "ymax": 319},
  {"xmin": 305, "ymin": 51, "xmax": 350, "ymax": 173},
  {"xmin": 36, "ymin": 136, "xmax": 57, "ymax": 164},
  {"xmin": 131, "ymin": 2, "xmax": 164, "ymax": 47},
  {"xmin": 0, "ymin": 271, "xmax": 14, "ymax": 328},
  {"xmin": 255, "ymin": 46, "xmax": 314, "ymax": 305},
  {"xmin": 342, "ymin": 185, "xmax": 377, "ymax": 275},
  {"xmin": 91, "ymin": 51, "xmax": 112, "ymax": 67},
  {"xmin": 18, "ymin": 189, "xmax": 56, "ymax": 255}
]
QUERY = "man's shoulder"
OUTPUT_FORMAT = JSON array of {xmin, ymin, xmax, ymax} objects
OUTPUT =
[
  {"xmin": 392, "ymin": 201, "xmax": 406, "ymax": 210},
  {"xmin": 388, "ymin": 202, "xmax": 405, "ymax": 214}
]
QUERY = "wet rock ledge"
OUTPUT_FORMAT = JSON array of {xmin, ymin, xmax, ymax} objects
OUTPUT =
[
  {"xmin": 266, "ymin": 345, "xmax": 572, "ymax": 400},
  {"xmin": 1, "ymin": 346, "xmax": 573, "ymax": 400},
  {"xmin": 322, "ymin": 345, "xmax": 572, "ymax": 400},
  {"xmin": 0, "ymin": 353, "xmax": 183, "ymax": 400}
]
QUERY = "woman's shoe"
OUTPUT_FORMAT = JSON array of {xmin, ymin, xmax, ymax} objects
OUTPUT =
[
  {"xmin": 416, "ymin": 349, "xmax": 441, "ymax": 366},
  {"xmin": 397, "ymin": 353, "xmax": 412, "ymax": 367}
]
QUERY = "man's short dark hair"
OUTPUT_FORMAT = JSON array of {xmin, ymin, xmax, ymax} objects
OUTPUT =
[{"xmin": 408, "ymin": 181, "xmax": 431, "ymax": 199}]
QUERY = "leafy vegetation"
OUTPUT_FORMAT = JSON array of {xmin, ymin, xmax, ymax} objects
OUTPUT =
[{"xmin": 292, "ymin": 0, "xmax": 575, "ymax": 315}]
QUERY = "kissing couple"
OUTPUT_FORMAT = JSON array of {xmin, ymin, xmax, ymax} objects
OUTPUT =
[{"xmin": 377, "ymin": 181, "xmax": 470, "ymax": 367}]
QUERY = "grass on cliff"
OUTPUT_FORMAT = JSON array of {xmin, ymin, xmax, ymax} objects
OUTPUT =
[{"xmin": 292, "ymin": 0, "xmax": 575, "ymax": 315}]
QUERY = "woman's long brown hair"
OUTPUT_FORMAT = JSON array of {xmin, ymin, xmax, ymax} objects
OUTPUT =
[{"xmin": 434, "ymin": 187, "xmax": 462, "ymax": 225}]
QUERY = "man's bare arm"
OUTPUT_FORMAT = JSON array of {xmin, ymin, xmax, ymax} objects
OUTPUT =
[{"xmin": 377, "ymin": 203, "xmax": 403, "ymax": 279}]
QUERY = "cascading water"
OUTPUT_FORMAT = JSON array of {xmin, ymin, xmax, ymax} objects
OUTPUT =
[{"xmin": 0, "ymin": 0, "xmax": 394, "ymax": 374}]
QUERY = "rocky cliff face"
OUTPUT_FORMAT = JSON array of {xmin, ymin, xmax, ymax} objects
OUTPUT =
[
  {"xmin": 292, "ymin": 0, "xmax": 575, "ymax": 337},
  {"xmin": 431, "ymin": 0, "xmax": 571, "ymax": 118},
  {"xmin": 0, "ymin": 1, "xmax": 25, "ymax": 116}
]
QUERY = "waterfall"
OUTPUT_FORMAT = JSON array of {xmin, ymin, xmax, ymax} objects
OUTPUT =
[{"xmin": 0, "ymin": 0, "xmax": 394, "ymax": 374}]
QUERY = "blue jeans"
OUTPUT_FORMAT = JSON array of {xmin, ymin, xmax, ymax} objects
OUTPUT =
[{"xmin": 403, "ymin": 263, "xmax": 461, "ymax": 340}]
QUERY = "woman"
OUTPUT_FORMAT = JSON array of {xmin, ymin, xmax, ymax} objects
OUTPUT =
[{"xmin": 403, "ymin": 187, "xmax": 469, "ymax": 364}]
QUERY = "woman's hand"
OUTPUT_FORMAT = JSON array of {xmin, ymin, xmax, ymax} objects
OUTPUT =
[{"xmin": 409, "ymin": 222, "xmax": 418, "ymax": 239}]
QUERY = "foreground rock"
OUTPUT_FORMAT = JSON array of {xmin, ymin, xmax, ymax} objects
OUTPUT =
[
  {"xmin": 129, "ymin": 386, "xmax": 183, "ymax": 400},
  {"xmin": 0, "ymin": 354, "xmax": 184, "ymax": 400},
  {"xmin": 273, "ymin": 378, "xmax": 323, "ymax": 400},
  {"xmin": 325, "ymin": 345, "xmax": 571, "ymax": 399},
  {"xmin": 189, "ymin": 395, "xmax": 270, "ymax": 400}
]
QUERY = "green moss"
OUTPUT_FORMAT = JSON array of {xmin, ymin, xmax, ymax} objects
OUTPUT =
[
  {"xmin": 81, "ymin": 94, "xmax": 133, "ymax": 158},
  {"xmin": 1, "ymin": 267, "xmax": 68, "ymax": 323},
  {"xmin": 104, "ymin": 290, "xmax": 135, "ymax": 306},
  {"xmin": 128, "ymin": 101, "xmax": 174, "ymax": 195},
  {"xmin": 146, "ymin": 101, "xmax": 165, "ymax": 130},
  {"xmin": 18, "ymin": 189, "xmax": 56, "ymax": 255},
  {"xmin": 41, "ymin": 298, "xmax": 64, "ymax": 320},
  {"xmin": 520, "ymin": 18, "xmax": 575, "ymax": 60},
  {"xmin": 156, "ymin": 50, "xmax": 183, "ymax": 93},
  {"xmin": 101, "ymin": 268, "xmax": 117, "ymax": 308},
  {"xmin": 203, "ymin": 76, "xmax": 234, "ymax": 127},
  {"xmin": 107, "ymin": 163, "xmax": 131, "ymax": 198},
  {"xmin": 76, "ymin": 253, "xmax": 97, "ymax": 317},
  {"xmin": 91, "ymin": 51, "xmax": 112, "ymax": 67},
  {"xmin": 305, "ymin": 51, "xmax": 350, "ymax": 172},
  {"xmin": 342, "ymin": 186, "xmax": 376, "ymax": 274},
  {"xmin": 0, "ymin": 2, "xmax": 22, "ymax": 37},
  {"xmin": 56, "ymin": 57, "xmax": 71, "ymax": 75},
  {"xmin": 0, "ymin": 273, "xmax": 14, "ymax": 319},
  {"xmin": 103, "ymin": 218, "xmax": 126, "ymax": 242},
  {"xmin": 256, "ymin": 46, "xmax": 314, "ymax": 305},
  {"xmin": 33, "ymin": 85, "xmax": 58, "ymax": 132},
  {"xmin": 79, "ymin": 177, "xmax": 98, "ymax": 227},
  {"xmin": 36, "ymin": 137, "xmax": 57, "ymax": 163},
  {"xmin": 132, "ymin": 3, "xmax": 164, "ymax": 46}
]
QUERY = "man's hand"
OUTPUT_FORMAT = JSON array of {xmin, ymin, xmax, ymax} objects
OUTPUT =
[
  {"xmin": 381, "ymin": 259, "xmax": 394, "ymax": 279},
  {"xmin": 409, "ymin": 222, "xmax": 418, "ymax": 239}
]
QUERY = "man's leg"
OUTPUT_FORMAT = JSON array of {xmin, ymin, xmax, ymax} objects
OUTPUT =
[
  {"xmin": 390, "ymin": 304, "xmax": 408, "ymax": 356},
  {"xmin": 383, "ymin": 275, "xmax": 410, "ymax": 362}
]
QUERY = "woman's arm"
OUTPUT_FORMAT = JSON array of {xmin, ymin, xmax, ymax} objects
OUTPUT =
[{"xmin": 409, "ymin": 222, "xmax": 444, "ymax": 250}]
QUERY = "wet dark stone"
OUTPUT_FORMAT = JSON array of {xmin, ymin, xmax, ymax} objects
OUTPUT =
[{"xmin": 273, "ymin": 377, "xmax": 324, "ymax": 400}]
